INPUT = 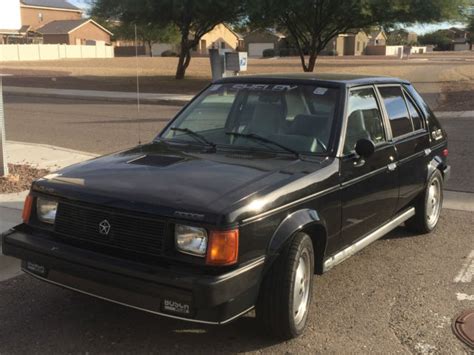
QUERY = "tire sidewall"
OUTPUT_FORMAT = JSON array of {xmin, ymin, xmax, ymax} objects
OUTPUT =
[
  {"xmin": 287, "ymin": 233, "xmax": 315, "ymax": 335},
  {"xmin": 423, "ymin": 170, "xmax": 444, "ymax": 232}
]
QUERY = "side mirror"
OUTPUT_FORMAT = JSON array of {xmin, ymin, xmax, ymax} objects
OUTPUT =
[{"xmin": 355, "ymin": 138, "xmax": 375, "ymax": 158}]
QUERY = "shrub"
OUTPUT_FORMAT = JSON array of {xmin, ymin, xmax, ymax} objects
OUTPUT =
[
  {"xmin": 262, "ymin": 48, "xmax": 276, "ymax": 57},
  {"xmin": 279, "ymin": 48, "xmax": 290, "ymax": 57},
  {"xmin": 161, "ymin": 50, "xmax": 178, "ymax": 57}
]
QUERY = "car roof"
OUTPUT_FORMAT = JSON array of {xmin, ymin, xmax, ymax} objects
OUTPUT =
[{"xmin": 215, "ymin": 73, "xmax": 410, "ymax": 88}]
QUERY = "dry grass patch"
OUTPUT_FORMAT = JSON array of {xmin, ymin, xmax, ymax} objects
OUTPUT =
[{"xmin": 0, "ymin": 164, "xmax": 49, "ymax": 194}]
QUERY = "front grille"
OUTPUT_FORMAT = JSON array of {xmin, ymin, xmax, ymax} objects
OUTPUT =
[{"xmin": 54, "ymin": 202, "xmax": 166, "ymax": 257}]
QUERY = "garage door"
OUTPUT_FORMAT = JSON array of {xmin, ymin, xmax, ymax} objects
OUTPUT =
[{"xmin": 248, "ymin": 43, "xmax": 274, "ymax": 57}]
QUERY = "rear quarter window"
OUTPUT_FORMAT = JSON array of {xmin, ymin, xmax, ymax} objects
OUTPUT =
[
  {"xmin": 403, "ymin": 84, "xmax": 444, "ymax": 136},
  {"xmin": 404, "ymin": 94, "xmax": 424, "ymax": 131}
]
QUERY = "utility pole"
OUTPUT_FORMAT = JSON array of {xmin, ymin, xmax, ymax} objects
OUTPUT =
[{"xmin": 0, "ymin": 75, "xmax": 8, "ymax": 177}]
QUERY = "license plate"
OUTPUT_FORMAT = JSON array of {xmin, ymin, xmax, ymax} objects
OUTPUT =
[{"xmin": 162, "ymin": 299, "xmax": 192, "ymax": 315}]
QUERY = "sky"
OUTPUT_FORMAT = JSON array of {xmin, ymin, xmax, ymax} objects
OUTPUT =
[
  {"xmin": 405, "ymin": 22, "xmax": 467, "ymax": 34},
  {"xmin": 69, "ymin": 0, "xmax": 88, "ymax": 11}
]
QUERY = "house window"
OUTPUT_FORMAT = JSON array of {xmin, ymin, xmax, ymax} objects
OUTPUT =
[
  {"xmin": 221, "ymin": 42, "xmax": 225, "ymax": 49},
  {"xmin": 357, "ymin": 41, "xmax": 360, "ymax": 51},
  {"xmin": 38, "ymin": 12, "xmax": 44, "ymax": 22}
]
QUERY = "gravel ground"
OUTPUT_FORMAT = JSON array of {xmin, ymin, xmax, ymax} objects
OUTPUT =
[{"xmin": 0, "ymin": 164, "xmax": 49, "ymax": 193}]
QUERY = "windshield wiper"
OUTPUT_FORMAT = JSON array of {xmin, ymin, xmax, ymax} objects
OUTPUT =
[
  {"xmin": 226, "ymin": 132, "xmax": 300, "ymax": 159},
  {"xmin": 170, "ymin": 127, "xmax": 216, "ymax": 149}
]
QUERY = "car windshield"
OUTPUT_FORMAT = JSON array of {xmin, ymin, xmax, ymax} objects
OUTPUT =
[{"xmin": 160, "ymin": 83, "xmax": 339, "ymax": 155}]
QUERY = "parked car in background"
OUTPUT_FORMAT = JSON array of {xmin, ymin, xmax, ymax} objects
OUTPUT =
[{"xmin": 2, "ymin": 74, "xmax": 449, "ymax": 339}]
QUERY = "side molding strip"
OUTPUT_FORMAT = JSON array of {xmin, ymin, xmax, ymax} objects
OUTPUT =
[
  {"xmin": 242, "ymin": 185, "xmax": 339, "ymax": 224},
  {"xmin": 323, "ymin": 207, "xmax": 415, "ymax": 272}
]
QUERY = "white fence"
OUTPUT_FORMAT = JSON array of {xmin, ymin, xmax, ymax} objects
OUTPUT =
[
  {"xmin": 0, "ymin": 44, "xmax": 114, "ymax": 62},
  {"xmin": 385, "ymin": 45, "xmax": 404, "ymax": 57},
  {"xmin": 409, "ymin": 46, "xmax": 427, "ymax": 54}
]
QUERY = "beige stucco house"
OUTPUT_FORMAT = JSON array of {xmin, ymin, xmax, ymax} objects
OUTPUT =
[
  {"xmin": 194, "ymin": 23, "xmax": 243, "ymax": 55},
  {"xmin": 368, "ymin": 30, "xmax": 387, "ymax": 46},
  {"xmin": 244, "ymin": 29, "xmax": 288, "ymax": 57},
  {"xmin": 324, "ymin": 30, "xmax": 370, "ymax": 56},
  {"xmin": 1, "ymin": 0, "xmax": 112, "ymax": 45},
  {"xmin": 151, "ymin": 23, "xmax": 243, "ymax": 57}
]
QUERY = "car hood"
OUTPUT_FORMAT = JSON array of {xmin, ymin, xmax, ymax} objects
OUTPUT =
[{"xmin": 33, "ymin": 142, "xmax": 336, "ymax": 224}]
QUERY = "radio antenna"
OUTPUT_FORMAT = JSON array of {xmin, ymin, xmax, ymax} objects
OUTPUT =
[{"xmin": 134, "ymin": 23, "xmax": 142, "ymax": 145}]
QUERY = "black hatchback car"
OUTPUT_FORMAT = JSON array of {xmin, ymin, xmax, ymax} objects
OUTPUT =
[{"xmin": 2, "ymin": 74, "xmax": 450, "ymax": 339}]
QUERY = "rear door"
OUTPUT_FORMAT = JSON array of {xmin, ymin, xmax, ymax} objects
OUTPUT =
[
  {"xmin": 340, "ymin": 86, "xmax": 399, "ymax": 245},
  {"xmin": 377, "ymin": 85, "xmax": 430, "ymax": 212}
]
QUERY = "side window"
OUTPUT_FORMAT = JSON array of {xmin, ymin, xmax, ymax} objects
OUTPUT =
[
  {"xmin": 378, "ymin": 86, "xmax": 413, "ymax": 138},
  {"xmin": 344, "ymin": 88, "xmax": 386, "ymax": 155},
  {"xmin": 404, "ymin": 93, "xmax": 423, "ymax": 131}
]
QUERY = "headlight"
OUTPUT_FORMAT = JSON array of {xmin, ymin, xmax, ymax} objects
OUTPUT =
[
  {"xmin": 175, "ymin": 225, "xmax": 208, "ymax": 257},
  {"xmin": 36, "ymin": 198, "xmax": 58, "ymax": 224}
]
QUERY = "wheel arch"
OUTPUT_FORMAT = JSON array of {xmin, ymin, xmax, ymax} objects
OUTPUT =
[
  {"xmin": 266, "ymin": 209, "xmax": 328, "ymax": 275},
  {"xmin": 427, "ymin": 155, "xmax": 448, "ymax": 182}
]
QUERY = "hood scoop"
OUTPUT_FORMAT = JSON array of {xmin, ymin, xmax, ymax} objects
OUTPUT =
[{"xmin": 127, "ymin": 154, "xmax": 185, "ymax": 167}]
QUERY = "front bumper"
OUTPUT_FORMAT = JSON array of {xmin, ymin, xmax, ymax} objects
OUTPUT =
[{"xmin": 2, "ymin": 228, "xmax": 265, "ymax": 324}]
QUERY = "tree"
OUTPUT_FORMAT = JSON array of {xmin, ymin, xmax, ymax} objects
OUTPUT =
[
  {"xmin": 245, "ymin": 0, "xmax": 468, "ymax": 72},
  {"xmin": 91, "ymin": 0, "xmax": 243, "ymax": 79},
  {"xmin": 467, "ymin": 16, "xmax": 474, "ymax": 49},
  {"xmin": 112, "ymin": 22, "xmax": 179, "ymax": 57},
  {"xmin": 419, "ymin": 30, "xmax": 453, "ymax": 50}
]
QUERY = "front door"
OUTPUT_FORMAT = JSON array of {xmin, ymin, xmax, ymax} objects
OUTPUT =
[{"xmin": 340, "ymin": 86, "xmax": 399, "ymax": 245}]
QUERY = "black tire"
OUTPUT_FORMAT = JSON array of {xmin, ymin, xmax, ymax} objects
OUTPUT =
[
  {"xmin": 406, "ymin": 169, "xmax": 444, "ymax": 234},
  {"xmin": 256, "ymin": 232, "xmax": 314, "ymax": 340}
]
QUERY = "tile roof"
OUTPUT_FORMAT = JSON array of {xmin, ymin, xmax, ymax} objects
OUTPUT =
[
  {"xmin": 36, "ymin": 19, "xmax": 88, "ymax": 34},
  {"xmin": 36, "ymin": 19, "xmax": 113, "ymax": 35},
  {"xmin": 21, "ymin": 0, "xmax": 81, "ymax": 11}
]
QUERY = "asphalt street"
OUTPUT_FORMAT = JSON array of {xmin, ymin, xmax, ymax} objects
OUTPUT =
[
  {"xmin": 4, "ymin": 95, "xmax": 180, "ymax": 155},
  {"xmin": 1, "ymin": 95, "xmax": 473, "ymax": 353}
]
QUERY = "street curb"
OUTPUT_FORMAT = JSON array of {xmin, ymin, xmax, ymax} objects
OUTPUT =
[
  {"xmin": 4, "ymin": 87, "xmax": 191, "ymax": 107},
  {"xmin": 6, "ymin": 140, "xmax": 99, "ymax": 158}
]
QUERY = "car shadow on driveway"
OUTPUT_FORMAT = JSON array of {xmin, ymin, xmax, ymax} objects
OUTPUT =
[
  {"xmin": 0, "ymin": 275, "xmax": 282, "ymax": 353},
  {"xmin": 381, "ymin": 226, "xmax": 419, "ymax": 240}
]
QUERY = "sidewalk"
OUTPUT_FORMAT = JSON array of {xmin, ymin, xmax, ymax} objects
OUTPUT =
[
  {"xmin": 4, "ymin": 86, "xmax": 194, "ymax": 106},
  {"xmin": 435, "ymin": 111, "xmax": 474, "ymax": 119}
]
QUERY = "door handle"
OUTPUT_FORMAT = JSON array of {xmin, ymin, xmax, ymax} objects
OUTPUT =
[
  {"xmin": 353, "ymin": 158, "xmax": 366, "ymax": 168},
  {"xmin": 387, "ymin": 163, "xmax": 397, "ymax": 171}
]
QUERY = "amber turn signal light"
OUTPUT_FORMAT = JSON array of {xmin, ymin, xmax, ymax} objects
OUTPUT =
[
  {"xmin": 206, "ymin": 229, "xmax": 239, "ymax": 266},
  {"xmin": 22, "ymin": 195, "xmax": 34, "ymax": 223}
]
